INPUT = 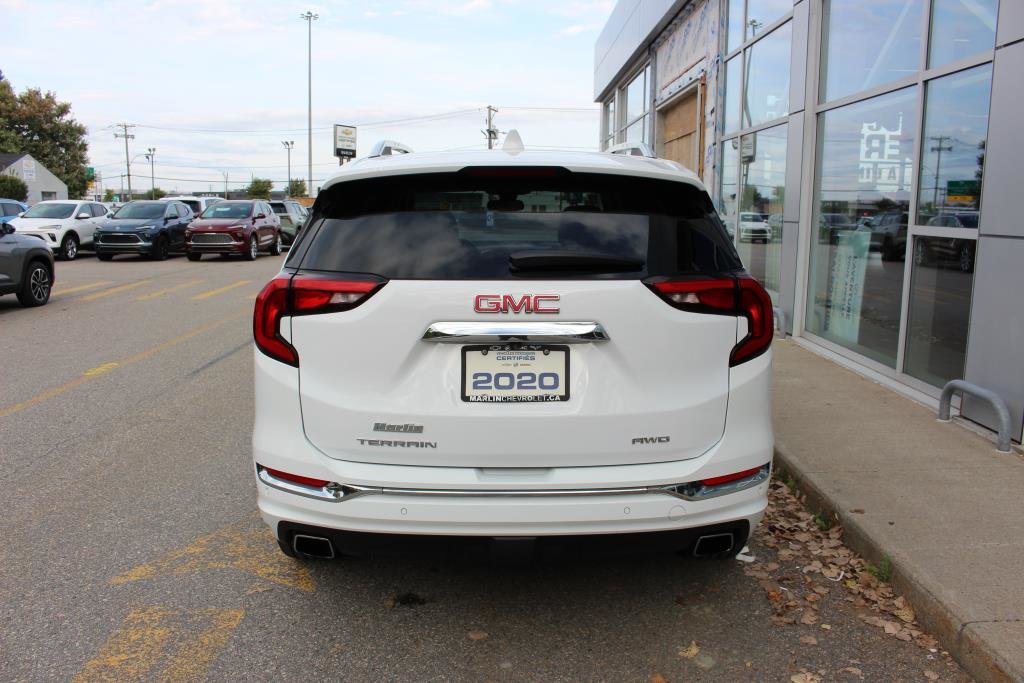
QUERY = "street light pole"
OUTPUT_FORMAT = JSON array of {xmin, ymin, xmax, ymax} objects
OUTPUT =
[
  {"xmin": 300, "ymin": 11, "xmax": 318, "ymax": 198},
  {"xmin": 145, "ymin": 147, "xmax": 156, "ymax": 197},
  {"xmin": 282, "ymin": 141, "xmax": 295, "ymax": 197}
]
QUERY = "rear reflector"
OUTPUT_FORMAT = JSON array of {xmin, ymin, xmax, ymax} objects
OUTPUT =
[
  {"xmin": 700, "ymin": 465, "xmax": 765, "ymax": 487},
  {"xmin": 647, "ymin": 275, "xmax": 774, "ymax": 366},
  {"xmin": 264, "ymin": 467, "xmax": 330, "ymax": 489}
]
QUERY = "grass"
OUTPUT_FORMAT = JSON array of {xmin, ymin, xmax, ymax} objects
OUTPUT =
[
  {"xmin": 866, "ymin": 557, "xmax": 893, "ymax": 582},
  {"xmin": 812, "ymin": 512, "xmax": 832, "ymax": 531}
]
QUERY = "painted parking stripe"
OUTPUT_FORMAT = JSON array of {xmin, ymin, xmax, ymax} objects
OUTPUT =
[
  {"xmin": 136, "ymin": 279, "xmax": 204, "ymax": 301},
  {"xmin": 80, "ymin": 279, "xmax": 154, "ymax": 301},
  {"xmin": 51, "ymin": 280, "xmax": 113, "ymax": 296},
  {"xmin": 191, "ymin": 279, "xmax": 252, "ymax": 301}
]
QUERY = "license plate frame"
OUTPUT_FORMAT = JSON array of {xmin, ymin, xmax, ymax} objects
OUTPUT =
[{"xmin": 460, "ymin": 344, "xmax": 570, "ymax": 403}]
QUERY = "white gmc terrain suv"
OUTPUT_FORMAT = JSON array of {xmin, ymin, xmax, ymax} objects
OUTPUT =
[{"xmin": 253, "ymin": 142, "xmax": 774, "ymax": 560}]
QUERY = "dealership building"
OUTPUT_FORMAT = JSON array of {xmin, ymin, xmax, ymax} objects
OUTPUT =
[{"xmin": 594, "ymin": 0, "xmax": 1024, "ymax": 442}]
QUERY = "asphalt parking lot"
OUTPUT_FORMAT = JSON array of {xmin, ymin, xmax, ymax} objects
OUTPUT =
[{"xmin": 0, "ymin": 252, "xmax": 968, "ymax": 681}]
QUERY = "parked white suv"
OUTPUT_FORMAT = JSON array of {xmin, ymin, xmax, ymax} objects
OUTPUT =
[
  {"xmin": 253, "ymin": 145, "xmax": 774, "ymax": 560},
  {"xmin": 9, "ymin": 200, "xmax": 109, "ymax": 260},
  {"xmin": 161, "ymin": 195, "xmax": 222, "ymax": 216}
]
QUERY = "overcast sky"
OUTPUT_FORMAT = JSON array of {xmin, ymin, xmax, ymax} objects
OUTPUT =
[{"xmin": 3, "ymin": 0, "xmax": 613, "ymax": 195}]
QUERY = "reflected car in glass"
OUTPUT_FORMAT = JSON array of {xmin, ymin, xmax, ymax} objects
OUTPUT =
[
  {"xmin": 738, "ymin": 212, "xmax": 772, "ymax": 243},
  {"xmin": 860, "ymin": 211, "xmax": 907, "ymax": 261}
]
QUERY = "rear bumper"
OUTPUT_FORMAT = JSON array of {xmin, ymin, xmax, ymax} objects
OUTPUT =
[{"xmin": 252, "ymin": 347, "xmax": 774, "ymax": 539}]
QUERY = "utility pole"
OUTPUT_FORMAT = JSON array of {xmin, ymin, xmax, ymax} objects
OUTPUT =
[
  {"xmin": 282, "ymin": 141, "xmax": 295, "ymax": 197},
  {"xmin": 114, "ymin": 123, "xmax": 136, "ymax": 199},
  {"xmin": 144, "ymin": 147, "xmax": 156, "ymax": 197},
  {"xmin": 300, "ymin": 11, "xmax": 318, "ymax": 196},
  {"xmin": 929, "ymin": 136, "xmax": 952, "ymax": 213},
  {"xmin": 222, "ymin": 172, "xmax": 229, "ymax": 199},
  {"xmin": 484, "ymin": 106, "xmax": 498, "ymax": 149}
]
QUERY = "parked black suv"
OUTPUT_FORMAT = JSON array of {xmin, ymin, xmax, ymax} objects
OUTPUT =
[{"xmin": 94, "ymin": 200, "xmax": 194, "ymax": 261}]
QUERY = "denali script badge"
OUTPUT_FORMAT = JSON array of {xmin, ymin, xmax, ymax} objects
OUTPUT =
[
  {"xmin": 474, "ymin": 294, "xmax": 560, "ymax": 314},
  {"xmin": 373, "ymin": 422, "xmax": 424, "ymax": 433}
]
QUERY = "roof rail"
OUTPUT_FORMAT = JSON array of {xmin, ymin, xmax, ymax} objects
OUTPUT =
[
  {"xmin": 368, "ymin": 140, "xmax": 413, "ymax": 158},
  {"xmin": 606, "ymin": 142, "xmax": 656, "ymax": 158}
]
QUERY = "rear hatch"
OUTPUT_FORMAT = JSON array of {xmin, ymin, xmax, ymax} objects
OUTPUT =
[{"xmin": 270, "ymin": 169, "xmax": 768, "ymax": 468}]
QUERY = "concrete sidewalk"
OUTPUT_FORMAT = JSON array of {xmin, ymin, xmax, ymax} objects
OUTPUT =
[{"xmin": 771, "ymin": 340, "xmax": 1024, "ymax": 683}]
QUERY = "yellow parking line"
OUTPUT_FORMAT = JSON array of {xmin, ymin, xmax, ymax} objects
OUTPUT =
[
  {"xmin": 80, "ymin": 279, "xmax": 153, "ymax": 301},
  {"xmin": 52, "ymin": 280, "xmax": 113, "ymax": 296},
  {"xmin": 0, "ymin": 312, "xmax": 248, "ymax": 419},
  {"xmin": 136, "ymin": 279, "xmax": 204, "ymax": 301},
  {"xmin": 191, "ymin": 279, "xmax": 252, "ymax": 301}
]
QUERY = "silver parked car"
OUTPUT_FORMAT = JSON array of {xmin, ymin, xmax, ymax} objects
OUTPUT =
[{"xmin": 0, "ymin": 223, "xmax": 55, "ymax": 307}]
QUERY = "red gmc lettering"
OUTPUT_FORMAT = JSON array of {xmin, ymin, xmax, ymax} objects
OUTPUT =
[
  {"xmin": 473, "ymin": 294, "xmax": 561, "ymax": 314},
  {"xmin": 532, "ymin": 295, "xmax": 560, "ymax": 313},
  {"xmin": 502, "ymin": 295, "xmax": 532, "ymax": 313},
  {"xmin": 473, "ymin": 295, "xmax": 502, "ymax": 313}
]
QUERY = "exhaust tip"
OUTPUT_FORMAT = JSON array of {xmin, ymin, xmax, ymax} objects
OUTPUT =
[
  {"xmin": 292, "ymin": 534, "xmax": 336, "ymax": 559},
  {"xmin": 692, "ymin": 532, "xmax": 735, "ymax": 557}
]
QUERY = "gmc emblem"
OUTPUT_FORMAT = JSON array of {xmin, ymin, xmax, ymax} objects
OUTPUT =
[{"xmin": 474, "ymin": 294, "xmax": 560, "ymax": 314}]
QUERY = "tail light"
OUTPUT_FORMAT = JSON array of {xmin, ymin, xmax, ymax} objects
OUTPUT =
[
  {"xmin": 647, "ymin": 274, "xmax": 773, "ymax": 366},
  {"xmin": 262, "ymin": 466, "xmax": 329, "ymax": 488},
  {"xmin": 253, "ymin": 274, "xmax": 384, "ymax": 366},
  {"xmin": 700, "ymin": 465, "xmax": 766, "ymax": 487}
]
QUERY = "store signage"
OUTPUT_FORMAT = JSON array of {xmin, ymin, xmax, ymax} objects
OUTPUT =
[
  {"xmin": 824, "ymin": 230, "xmax": 871, "ymax": 345},
  {"xmin": 858, "ymin": 117, "xmax": 911, "ymax": 192},
  {"xmin": 22, "ymin": 157, "xmax": 35, "ymax": 182},
  {"xmin": 334, "ymin": 125, "xmax": 357, "ymax": 159}
]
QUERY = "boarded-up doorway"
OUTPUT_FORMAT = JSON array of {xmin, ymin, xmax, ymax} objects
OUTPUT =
[{"xmin": 659, "ymin": 88, "xmax": 700, "ymax": 173}]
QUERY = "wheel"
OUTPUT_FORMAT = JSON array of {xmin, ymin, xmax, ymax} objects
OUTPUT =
[
  {"xmin": 269, "ymin": 232, "xmax": 282, "ymax": 256},
  {"xmin": 151, "ymin": 235, "xmax": 169, "ymax": 261},
  {"xmin": 880, "ymin": 237, "xmax": 894, "ymax": 261},
  {"xmin": 913, "ymin": 239, "xmax": 930, "ymax": 267},
  {"xmin": 16, "ymin": 260, "xmax": 52, "ymax": 307},
  {"xmin": 959, "ymin": 243, "xmax": 974, "ymax": 273},
  {"xmin": 186, "ymin": 252, "xmax": 202, "ymax": 262},
  {"xmin": 245, "ymin": 235, "xmax": 258, "ymax": 261},
  {"xmin": 59, "ymin": 233, "xmax": 79, "ymax": 261},
  {"xmin": 277, "ymin": 538, "xmax": 299, "ymax": 559},
  {"xmin": 97, "ymin": 253, "xmax": 114, "ymax": 262}
]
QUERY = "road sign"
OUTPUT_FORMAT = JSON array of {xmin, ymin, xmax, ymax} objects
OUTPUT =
[
  {"xmin": 947, "ymin": 179, "xmax": 979, "ymax": 197},
  {"xmin": 334, "ymin": 124, "xmax": 357, "ymax": 159}
]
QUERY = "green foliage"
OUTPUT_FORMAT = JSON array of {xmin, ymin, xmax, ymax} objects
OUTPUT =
[
  {"xmin": 143, "ymin": 187, "xmax": 167, "ymax": 200},
  {"xmin": 812, "ymin": 512, "xmax": 832, "ymax": 531},
  {"xmin": 0, "ymin": 173, "xmax": 28, "ymax": 202},
  {"xmin": 103, "ymin": 188, "xmax": 116, "ymax": 202},
  {"xmin": 246, "ymin": 178, "xmax": 273, "ymax": 199},
  {"xmin": 0, "ymin": 71, "xmax": 89, "ymax": 199},
  {"xmin": 866, "ymin": 557, "xmax": 893, "ymax": 583},
  {"xmin": 286, "ymin": 178, "xmax": 307, "ymax": 198}
]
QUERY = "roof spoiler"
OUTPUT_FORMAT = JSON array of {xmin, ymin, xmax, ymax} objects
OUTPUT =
[
  {"xmin": 606, "ymin": 142, "xmax": 656, "ymax": 158},
  {"xmin": 368, "ymin": 140, "xmax": 413, "ymax": 158}
]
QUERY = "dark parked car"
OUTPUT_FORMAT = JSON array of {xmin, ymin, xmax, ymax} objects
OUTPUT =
[
  {"xmin": 269, "ymin": 200, "xmax": 308, "ymax": 245},
  {"xmin": 0, "ymin": 199, "xmax": 29, "ymax": 225},
  {"xmin": 917, "ymin": 212, "xmax": 979, "ymax": 272},
  {"xmin": 94, "ymin": 200, "xmax": 194, "ymax": 261},
  {"xmin": 859, "ymin": 211, "xmax": 907, "ymax": 260},
  {"xmin": 185, "ymin": 200, "xmax": 282, "ymax": 261},
  {"xmin": 0, "ymin": 222, "xmax": 55, "ymax": 307}
]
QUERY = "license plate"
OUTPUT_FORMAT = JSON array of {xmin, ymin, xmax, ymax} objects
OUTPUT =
[{"xmin": 461, "ymin": 345, "xmax": 569, "ymax": 403}]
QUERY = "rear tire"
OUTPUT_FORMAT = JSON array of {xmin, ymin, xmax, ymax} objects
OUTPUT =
[
  {"xmin": 59, "ymin": 233, "xmax": 79, "ymax": 261},
  {"xmin": 16, "ymin": 260, "xmax": 51, "ymax": 307},
  {"xmin": 245, "ymin": 235, "xmax": 258, "ymax": 261},
  {"xmin": 269, "ymin": 232, "xmax": 282, "ymax": 256}
]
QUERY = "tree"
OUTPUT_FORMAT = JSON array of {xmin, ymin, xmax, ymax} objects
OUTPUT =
[
  {"xmin": 103, "ymin": 188, "xmax": 116, "ymax": 202},
  {"xmin": 286, "ymin": 178, "xmax": 307, "ymax": 198},
  {"xmin": 143, "ymin": 187, "xmax": 166, "ymax": 200},
  {"xmin": 0, "ymin": 71, "xmax": 89, "ymax": 199},
  {"xmin": 246, "ymin": 178, "xmax": 273, "ymax": 199},
  {"xmin": 0, "ymin": 173, "xmax": 28, "ymax": 202}
]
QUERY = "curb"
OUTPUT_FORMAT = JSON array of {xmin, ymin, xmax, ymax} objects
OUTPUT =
[{"xmin": 772, "ymin": 444, "xmax": 1018, "ymax": 683}]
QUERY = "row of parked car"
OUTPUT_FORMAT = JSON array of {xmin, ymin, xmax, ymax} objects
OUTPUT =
[{"xmin": 0, "ymin": 196, "xmax": 310, "ymax": 308}]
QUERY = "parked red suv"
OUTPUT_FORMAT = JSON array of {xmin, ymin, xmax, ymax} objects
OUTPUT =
[{"xmin": 185, "ymin": 200, "xmax": 282, "ymax": 261}]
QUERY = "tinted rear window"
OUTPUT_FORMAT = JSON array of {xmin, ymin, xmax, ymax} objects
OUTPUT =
[{"xmin": 293, "ymin": 170, "xmax": 741, "ymax": 279}]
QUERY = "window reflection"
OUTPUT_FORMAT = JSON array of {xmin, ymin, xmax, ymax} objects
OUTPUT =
[
  {"xmin": 724, "ymin": 56, "xmax": 741, "ymax": 135},
  {"xmin": 904, "ymin": 237, "xmax": 975, "ymax": 387},
  {"xmin": 916, "ymin": 64, "xmax": 991, "ymax": 226},
  {"xmin": 719, "ymin": 138, "xmax": 740, "ymax": 240},
  {"xmin": 822, "ymin": 0, "xmax": 924, "ymax": 103},
  {"xmin": 735, "ymin": 124, "xmax": 787, "ymax": 301},
  {"xmin": 625, "ymin": 69, "xmax": 647, "ymax": 123},
  {"xmin": 746, "ymin": 0, "xmax": 791, "ymax": 38},
  {"xmin": 807, "ymin": 88, "xmax": 919, "ymax": 367},
  {"xmin": 929, "ymin": 0, "xmax": 998, "ymax": 69},
  {"xmin": 743, "ymin": 21, "xmax": 791, "ymax": 129},
  {"xmin": 727, "ymin": 0, "xmax": 744, "ymax": 53}
]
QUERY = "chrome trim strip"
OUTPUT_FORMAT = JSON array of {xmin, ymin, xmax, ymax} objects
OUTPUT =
[
  {"xmin": 421, "ymin": 321, "xmax": 610, "ymax": 344},
  {"xmin": 258, "ymin": 465, "xmax": 770, "ymax": 504}
]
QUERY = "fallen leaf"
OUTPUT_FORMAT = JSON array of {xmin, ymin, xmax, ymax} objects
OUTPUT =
[
  {"xmin": 838, "ymin": 666, "xmax": 864, "ymax": 678},
  {"xmin": 791, "ymin": 672, "xmax": 821, "ymax": 683},
  {"xmin": 820, "ymin": 624, "xmax": 832, "ymax": 630},
  {"xmin": 849, "ymin": 508, "xmax": 865, "ymax": 514},
  {"xmin": 799, "ymin": 610, "xmax": 819, "ymax": 625},
  {"xmin": 884, "ymin": 621, "xmax": 900, "ymax": 635},
  {"xmin": 894, "ymin": 605, "xmax": 916, "ymax": 623},
  {"xmin": 923, "ymin": 671, "xmax": 939, "ymax": 681},
  {"xmin": 678, "ymin": 641, "xmax": 700, "ymax": 659},
  {"xmin": 799, "ymin": 635, "xmax": 818, "ymax": 645},
  {"xmin": 468, "ymin": 630, "xmax": 489, "ymax": 641},
  {"xmin": 650, "ymin": 674, "xmax": 669, "ymax": 683}
]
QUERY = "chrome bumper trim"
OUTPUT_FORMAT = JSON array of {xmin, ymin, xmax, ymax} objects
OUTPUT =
[
  {"xmin": 421, "ymin": 321, "xmax": 609, "ymax": 344},
  {"xmin": 257, "ymin": 464, "xmax": 769, "ymax": 504}
]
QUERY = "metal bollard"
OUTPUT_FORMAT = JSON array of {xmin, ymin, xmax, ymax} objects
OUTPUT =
[{"xmin": 937, "ymin": 379, "xmax": 1013, "ymax": 453}]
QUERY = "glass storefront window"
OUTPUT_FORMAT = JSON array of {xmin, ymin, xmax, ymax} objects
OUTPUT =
[
  {"xmin": 746, "ymin": 0, "xmax": 791, "ymax": 38},
  {"xmin": 743, "ymin": 21, "xmax": 791, "ymax": 129},
  {"xmin": 625, "ymin": 118, "xmax": 646, "ymax": 143},
  {"xmin": 720, "ymin": 138, "xmax": 740, "ymax": 240},
  {"xmin": 822, "ymin": 0, "xmax": 924, "ymax": 103},
  {"xmin": 727, "ymin": 0, "xmax": 744, "ymax": 53},
  {"xmin": 604, "ymin": 100, "xmax": 615, "ymax": 139},
  {"xmin": 904, "ymin": 236, "xmax": 975, "ymax": 386},
  {"xmin": 916, "ymin": 64, "xmax": 992, "ymax": 225},
  {"xmin": 929, "ymin": 0, "xmax": 998, "ymax": 69},
  {"xmin": 625, "ymin": 68, "xmax": 647, "ymax": 123},
  {"xmin": 806, "ymin": 87, "xmax": 919, "ymax": 367},
  {"xmin": 735, "ymin": 124, "xmax": 787, "ymax": 301},
  {"xmin": 724, "ymin": 56, "xmax": 741, "ymax": 135}
]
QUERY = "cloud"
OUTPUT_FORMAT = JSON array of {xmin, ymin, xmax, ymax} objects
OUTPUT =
[
  {"xmin": 404, "ymin": 0, "xmax": 493, "ymax": 16},
  {"xmin": 558, "ymin": 22, "xmax": 601, "ymax": 36}
]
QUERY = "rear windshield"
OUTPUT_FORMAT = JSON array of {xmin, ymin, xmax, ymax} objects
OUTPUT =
[
  {"xmin": 270, "ymin": 202, "xmax": 288, "ymax": 214},
  {"xmin": 179, "ymin": 200, "xmax": 201, "ymax": 213},
  {"xmin": 292, "ymin": 171, "xmax": 740, "ymax": 279}
]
